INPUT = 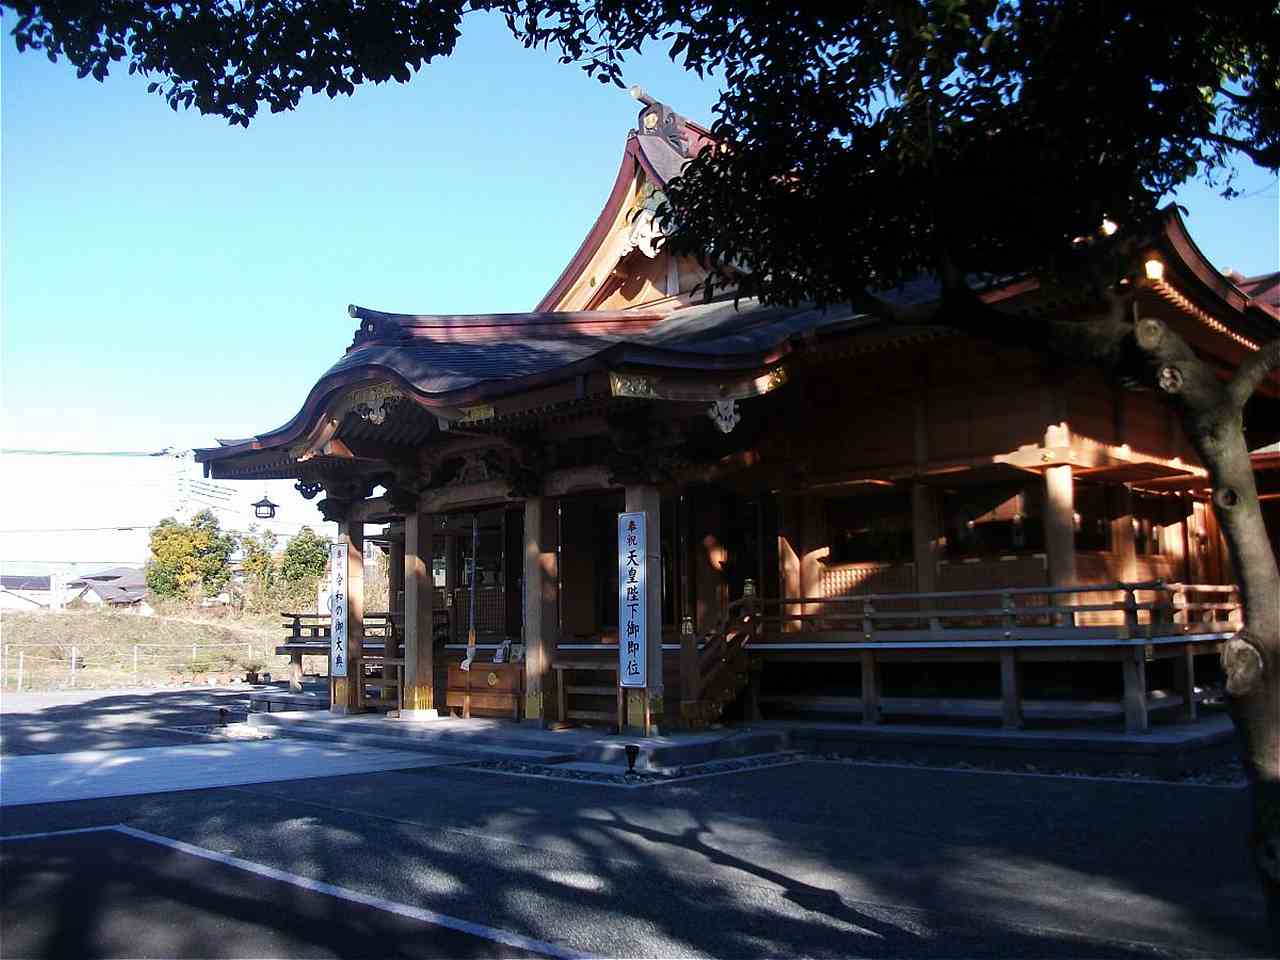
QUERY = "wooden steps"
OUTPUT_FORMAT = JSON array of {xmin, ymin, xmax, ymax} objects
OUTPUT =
[{"xmin": 552, "ymin": 660, "xmax": 622, "ymax": 731}]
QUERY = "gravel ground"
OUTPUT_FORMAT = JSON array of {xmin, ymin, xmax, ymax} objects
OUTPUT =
[{"xmin": 464, "ymin": 748, "xmax": 1246, "ymax": 788}]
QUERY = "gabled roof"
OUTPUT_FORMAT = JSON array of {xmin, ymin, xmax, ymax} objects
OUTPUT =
[
  {"xmin": 0, "ymin": 575, "xmax": 50, "ymax": 591},
  {"xmin": 536, "ymin": 89, "xmax": 716, "ymax": 312},
  {"xmin": 195, "ymin": 296, "xmax": 895, "ymax": 471},
  {"xmin": 1230, "ymin": 271, "xmax": 1280, "ymax": 317},
  {"xmin": 79, "ymin": 565, "xmax": 146, "ymax": 586},
  {"xmin": 85, "ymin": 582, "xmax": 148, "ymax": 605},
  {"xmin": 196, "ymin": 97, "xmax": 1279, "ymax": 479}
]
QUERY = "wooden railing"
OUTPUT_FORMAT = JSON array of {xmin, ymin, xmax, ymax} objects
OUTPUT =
[
  {"xmin": 743, "ymin": 580, "xmax": 1240, "ymax": 644},
  {"xmin": 279, "ymin": 611, "xmax": 402, "ymax": 708},
  {"xmin": 692, "ymin": 581, "xmax": 1240, "ymax": 733}
]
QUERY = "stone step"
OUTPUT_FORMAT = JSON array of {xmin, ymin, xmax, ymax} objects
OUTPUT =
[
  {"xmin": 576, "ymin": 729, "xmax": 788, "ymax": 770},
  {"xmin": 247, "ymin": 712, "xmax": 791, "ymax": 771},
  {"xmin": 247, "ymin": 714, "xmax": 577, "ymax": 763}
]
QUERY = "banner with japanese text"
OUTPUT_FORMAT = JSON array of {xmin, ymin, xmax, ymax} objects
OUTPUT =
[
  {"xmin": 329, "ymin": 542, "xmax": 348, "ymax": 678},
  {"xmin": 618, "ymin": 511, "xmax": 647, "ymax": 688}
]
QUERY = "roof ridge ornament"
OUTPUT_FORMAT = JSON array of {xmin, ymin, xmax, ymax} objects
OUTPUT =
[
  {"xmin": 629, "ymin": 85, "xmax": 689, "ymax": 157},
  {"xmin": 348, "ymin": 304, "xmax": 406, "ymax": 348}
]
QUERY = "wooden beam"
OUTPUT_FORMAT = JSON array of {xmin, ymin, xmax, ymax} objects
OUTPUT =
[
  {"xmin": 543, "ymin": 466, "xmax": 618, "ymax": 497},
  {"xmin": 420, "ymin": 479, "xmax": 515, "ymax": 514}
]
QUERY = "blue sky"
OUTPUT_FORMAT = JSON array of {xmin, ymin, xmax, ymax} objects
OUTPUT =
[{"xmin": 1, "ymin": 12, "xmax": 1277, "ymax": 564}]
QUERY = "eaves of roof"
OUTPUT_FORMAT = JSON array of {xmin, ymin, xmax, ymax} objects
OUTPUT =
[{"xmin": 193, "ymin": 298, "xmax": 868, "ymax": 467}]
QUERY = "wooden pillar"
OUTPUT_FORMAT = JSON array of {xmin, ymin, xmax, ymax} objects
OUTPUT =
[
  {"xmin": 693, "ymin": 494, "xmax": 724, "ymax": 634},
  {"xmin": 1110, "ymin": 485, "xmax": 1138, "ymax": 583},
  {"xmin": 443, "ymin": 530, "xmax": 457, "ymax": 643},
  {"xmin": 1174, "ymin": 643, "xmax": 1198, "ymax": 723},
  {"xmin": 523, "ymin": 497, "xmax": 558, "ymax": 725},
  {"xmin": 388, "ymin": 526, "xmax": 406, "ymax": 615},
  {"xmin": 1000, "ymin": 650, "xmax": 1023, "ymax": 730},
  {"xmin": 1044, "ymin": 464, "xmax": 1076, "ymax": 588},
  {"xmin": 1178, "ymin": 493, "xmax": 1194, "ymax": 583},
  {"xmin": 1123, "ymin": 648, "xmax": 1149, "ymax": 734},
  {"xmin": 799, "ymin": 496, "xmax": 828, "ymax": 614},
  {"xmin": 911, "ymin": 482, "xmax": 939, "ymax": 593},
  {"xmin": 624, "ymin": 484, "xmax": 663, "ymax": 733},
  {"xmin": 402, "ymin": 509, "xmax": 435, "ymax": 717},
  {"xmin": 778, "ymin": 495, "xmax": 803, "ymax": 633},
  {"xmin": 331, "ymin": 516, "xmax": 364, "ymax": 714},
  {"xmin": 860, "ymin": 651, "xmax": 880, "ymax": 724},
  {"xmin": 385, "ymin": 526, "xmax": 405, "ymax": 698},
  {"xmin": 1187, "ymin": 500, "xmax": 1209, "ymax": 583}
]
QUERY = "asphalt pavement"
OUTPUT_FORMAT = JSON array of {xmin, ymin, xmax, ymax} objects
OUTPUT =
[
  {"xmin": 0, "ymin": 687, "xmax": 255, "ymax": 755},
  {"xmin": 0, "ymin": 689, "xmax": 1271, "ymax": 958},
  {"xmin": 2, "ymin": 829, "xmax": 553, "ymax": 959}
]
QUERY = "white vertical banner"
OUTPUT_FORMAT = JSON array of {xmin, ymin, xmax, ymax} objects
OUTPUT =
[
  {"xmin": 329, "ymin": 542, "xmax": 349, "ymax": 678},
  {"xmin": 618, "ymin": 511, "xmax": 647, "ymax": 688}
]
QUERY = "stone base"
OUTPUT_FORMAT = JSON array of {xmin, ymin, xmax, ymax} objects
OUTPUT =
[
  {"xmin": 398, "ymin": 708, "xmax": 442, "ymax": 721},
  {"xmin": 403, "ymin": 682, "xmax": 435, "ymax": 713}
]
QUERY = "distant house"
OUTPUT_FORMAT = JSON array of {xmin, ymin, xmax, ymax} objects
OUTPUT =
[
  {"xmin": 0, "ymin": 575, "xmax": 53, "ymax": 610},
  {"xmin": 68, "ymin": 567, "xmax": 154, "ymax": 616}
]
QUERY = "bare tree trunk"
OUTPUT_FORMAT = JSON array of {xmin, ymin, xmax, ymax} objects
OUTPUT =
[{"xmin": 1136, "ymin": 318, "xmax": 1280, "ymax": 938}]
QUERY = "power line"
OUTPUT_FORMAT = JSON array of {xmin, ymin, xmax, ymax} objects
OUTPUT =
[{"xmin": 1, "ymin": 448, "xmax": 184, "ymax": 458}]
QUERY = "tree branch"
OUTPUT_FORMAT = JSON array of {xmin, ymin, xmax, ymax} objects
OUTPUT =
[
  {"xmin": 848, "ymin": 288, "xmax": 946, "ymax": 327},
  {"xmin": 1133, "ymin": 315, "xmax": 1230, "ymax": 414},
  {"xmin": 1229, "ymin": 337, "xmax": 1280, "ymax": 409},
  {"xmin": 1203, "ymin": 131, "xmax": 1280, "ymax": 170}
]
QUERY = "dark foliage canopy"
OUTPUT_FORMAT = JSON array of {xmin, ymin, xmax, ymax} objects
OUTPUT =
[{"xmin": 7, "ymin": 1, "xmax": 1277, "ymax": 307}]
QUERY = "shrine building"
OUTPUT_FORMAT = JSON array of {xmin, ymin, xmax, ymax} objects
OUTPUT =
[{"xmin": 196, "ymin": 94, "xmax": 1280, "ymax": 736}]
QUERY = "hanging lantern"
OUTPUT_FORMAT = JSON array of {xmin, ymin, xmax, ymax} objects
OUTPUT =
[{"xmin": 252, "ymin": 493, "xmax": 279, "ymax": 520}]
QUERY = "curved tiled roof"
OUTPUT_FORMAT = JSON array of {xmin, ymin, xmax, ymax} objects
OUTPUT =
[{"xmin": 193, "ymin": 296, "xmax": 876, "ymax": 467}]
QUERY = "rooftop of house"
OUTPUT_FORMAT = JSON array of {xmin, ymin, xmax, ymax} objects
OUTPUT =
[{"xmin": 0, "ymin": 575, "xmax": 51, "ymax": 591}]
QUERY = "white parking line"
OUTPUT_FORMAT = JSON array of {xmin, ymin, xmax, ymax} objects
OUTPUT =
[
  {"xmin": 111, "ymin": 826, "xmax": 590, "ymax": 959},
  {"xmin": 2, "ymin": 824, "xmax": 590, "ymax": 959},
  {"xmin": 0, "ymin": 824, "xmax": 119, "ymax": 841}
]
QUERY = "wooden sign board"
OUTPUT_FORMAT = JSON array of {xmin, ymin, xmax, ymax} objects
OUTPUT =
[
  {"xmin": 618, "ymin": 511, "xmax": 646, "ymax": 688},
  {"xmin": 329, "ymin": 542, "xmax": 349, "ymax": 678}
]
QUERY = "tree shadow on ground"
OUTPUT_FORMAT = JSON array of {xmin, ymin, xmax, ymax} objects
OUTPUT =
[
  {"xmin": 0, "ymin": 685, "xmax": 320, "ymax": 755},
  {"xmin": 2, "ymin": 749, "xmax": 1269, "ymax": 958}
]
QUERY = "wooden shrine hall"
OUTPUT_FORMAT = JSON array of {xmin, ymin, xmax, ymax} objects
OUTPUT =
[{"xmin": 196, "ymin": 94, "xmax": 1280, "ymax": 736}]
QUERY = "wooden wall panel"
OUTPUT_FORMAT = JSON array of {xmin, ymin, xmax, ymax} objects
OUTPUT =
[
  {"xmin": 926, "ymin": 387, "xmax": 974, "ymax": 461},
  {"xmin": 558, "ymin": 500, "xmax": 599, "ymax": 639},
  {"xmin": 1067, "ymin": 373, "xmax": 1118, "ymax": 445},
  {"xmin": 1125, "ymin": 391, "xmax": 1177, "ymax": 460},
  {"xmin": 968, "ymin": 384, "xmax": 1045, "ymax": 457}
]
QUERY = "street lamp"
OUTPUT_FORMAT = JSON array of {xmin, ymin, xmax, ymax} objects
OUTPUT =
[{"xmin": 252, "ymin": 493, "xmax": 279, "ymax": 520}]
